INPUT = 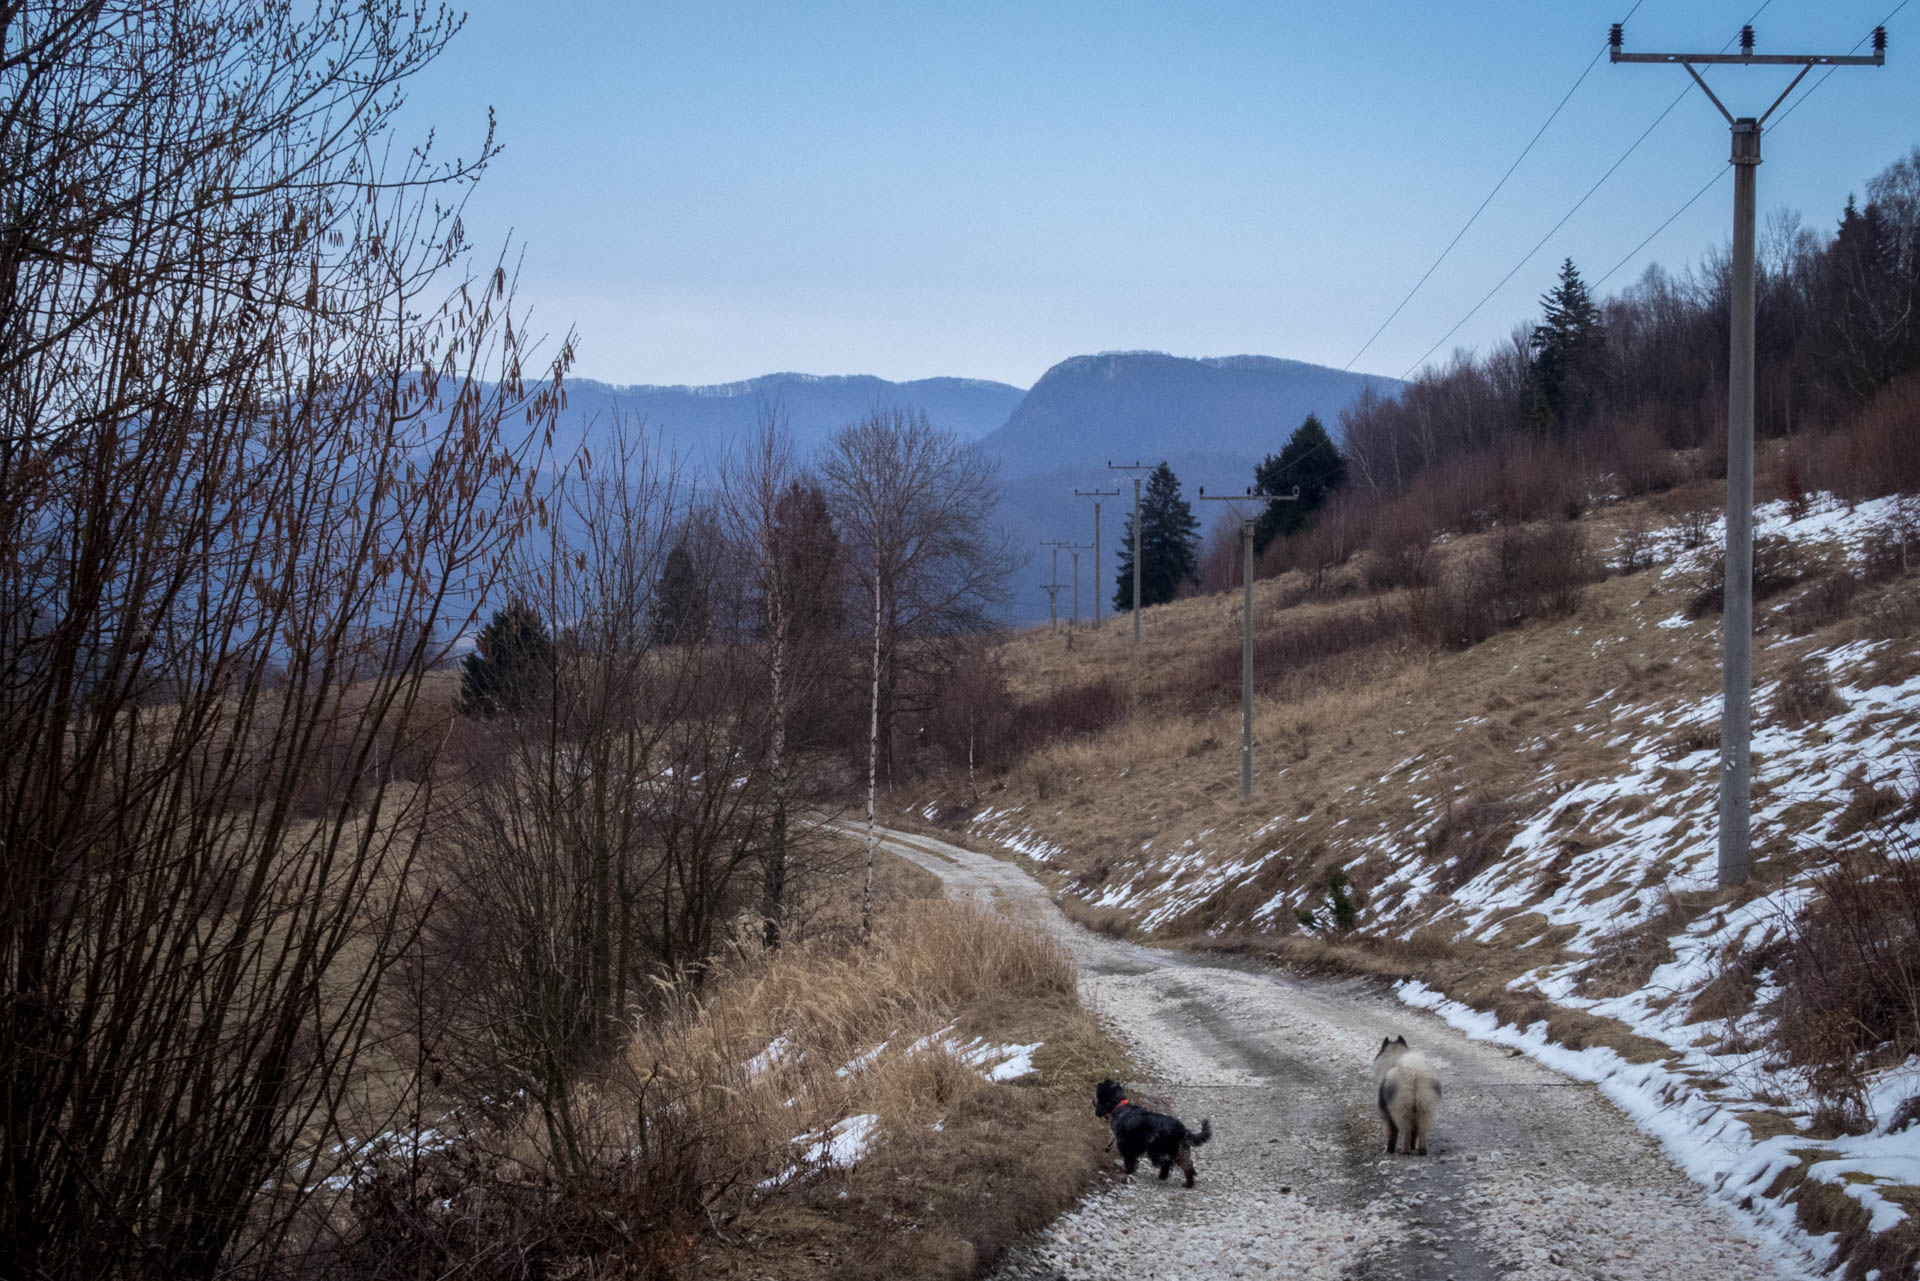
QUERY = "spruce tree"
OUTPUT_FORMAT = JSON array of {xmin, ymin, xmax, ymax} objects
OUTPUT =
[
  {"xmin": 458, "ymin": 598, "xmax": 552, "ymax": 718},
  {"xmin": 1526, "ymin": 258, "xmax": 1606, "ymax": 431},
  {"xmin": 1113, "ymin": 462, "xmax": 1200, "ymax": 610},
  {"xmin": 650, "ymin": 540, "xmax": 709, "ymax": 645},
  {"xmin": 1252, "ymin": 413, "xmax": 1347, "ymax": 553},
  {"xmin": 771, "ymin": 480, "xmax": 844, "ymax": 641}
]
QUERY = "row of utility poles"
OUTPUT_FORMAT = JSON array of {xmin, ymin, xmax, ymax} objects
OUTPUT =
[
  {"xmin": 1045, "ymin": 459, "xmax": 1298, "ymax": 802},
  {"xmin": 1026, "ymin": 22, "xmax": 1888, "ymax": 834}
]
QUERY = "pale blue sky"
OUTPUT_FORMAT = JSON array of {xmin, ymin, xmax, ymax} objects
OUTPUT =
[{"xmin": 401, "ymin": 1, "xmax": 1918, "ymax": 390}]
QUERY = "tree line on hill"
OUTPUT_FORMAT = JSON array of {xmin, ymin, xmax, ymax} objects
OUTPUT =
[{"xmin": 1117, "ymin": 146, "xmax": 1920, "ymax": 607}]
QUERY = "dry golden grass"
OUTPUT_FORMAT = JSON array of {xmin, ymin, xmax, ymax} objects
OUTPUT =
[
  {"xmin": 897, "ymin": 481, "xmax": 1919, "ymax": 1095},
  {"xmin": 327, "ymin": 892, "xmax": 1126, "ymax": 1280},
  {"xmin": 954, "ymin": 484, "xmax": 1917, "ymax": 950},
  {"xmin": 1762, "ymin": 1155, "xmax": 1920, "ymax": 1281}
]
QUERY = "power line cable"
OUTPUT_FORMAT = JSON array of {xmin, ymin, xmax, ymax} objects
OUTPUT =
[
  {"xmin": 1392, "ymin": 1, "xmax": 1777, "ymax": 381},
  {"xmin": 1334, "ymin": 4, "xmax": 1646, "ymax": 375},
  {"xmin": 1770, "ymin": 0, "xmax": 1908, "ymax": 127},
  {"xmin": 1595, "ymin": 168, "xmax": 1727, "ymax": 288},
  {"xmin": 1295, "ymin": 2, "xmax": 1646, "ymax": 418}
]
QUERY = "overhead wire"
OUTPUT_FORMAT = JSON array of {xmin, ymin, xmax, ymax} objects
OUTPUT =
[
  {"xmin": 1234, "ymin": 2, "xmax": 1898, "ymax": 501},
  {"xmin": 1292, "ymin": 2, "xmax": 1647, "ymax": 420},
  {"xmin": 1392, "ymin": 0, "xmax": 1779, "ymax": 381}
]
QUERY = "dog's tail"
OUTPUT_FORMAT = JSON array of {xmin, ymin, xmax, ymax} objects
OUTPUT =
[{"xmin": 1188, "ymin": 1117, "xmax": 1212, "ymax": 1147}]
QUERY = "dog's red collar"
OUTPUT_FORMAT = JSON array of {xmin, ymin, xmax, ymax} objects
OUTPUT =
[{"xmin": 1115, "ymin": 1098, "xmax": 1130, "ymax": 1108}]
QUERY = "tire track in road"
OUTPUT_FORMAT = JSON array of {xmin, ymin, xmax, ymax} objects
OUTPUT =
[{"xmin": 844, "ymin": 821, "xmax": 1803, "ymax": 1281}]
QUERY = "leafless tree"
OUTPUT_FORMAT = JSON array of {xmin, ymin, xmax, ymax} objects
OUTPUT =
[
  {"xmin": 720, "ymin": 410, "xmax": 851, "ymax": 948},
  {"xmin": 0, "ymin": 3, "xmax": 566, "ymax": 1275},
  {"xmin": 431, "ymin": 423, "xmax": 796, "ymax": 1169},
  {"xmin": 820, "ymin": 408, "xmax": 1016, "ymax": 937}
]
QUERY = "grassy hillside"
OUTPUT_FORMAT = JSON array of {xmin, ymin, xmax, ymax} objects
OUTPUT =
[{"xmin": 899, "ymin": 465, "xmax": 1920, "ymax": 1277}]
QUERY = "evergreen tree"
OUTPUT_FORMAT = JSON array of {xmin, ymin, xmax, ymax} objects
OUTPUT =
[
  {"xmin": 1822, "ymin": 193, "xmax": 1912, "ymax": 398},
  {"xmin": 650, "ymin": 540, "xmax": 709, "ymax": 646},
  {"xmin": 459, "ymin": 598, "xmax": 553, "ymax": 718},
  {"xmin": 1526, "ymin": 258, "xmax": 1606, "ymax": 431},
  {"xmin": 1113, "ymin": 462, "xmax": 1200, "ymax": 611},
  {"xmin": 1252, "ymin": 413, "xmax": 1347, "ymax": 553},
  {"xmin": 771, "ymin": 480, "xmax": 844, "ymax": 641}
]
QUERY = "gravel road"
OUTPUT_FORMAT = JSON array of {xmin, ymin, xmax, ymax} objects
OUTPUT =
[{"xmin": 846, "ymin": 822, "xmax": 1802, "ymax": 1281}]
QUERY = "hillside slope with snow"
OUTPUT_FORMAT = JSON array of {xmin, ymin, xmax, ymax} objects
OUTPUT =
[{"xmin": 910, "ymin": 489, "xmax": 1920, "ymax": 1277}]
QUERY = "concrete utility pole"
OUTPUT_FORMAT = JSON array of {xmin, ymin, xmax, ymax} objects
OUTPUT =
[
  {"xmin": 1612, "ymin": 21, "xmax": 1885, "ymax": 888},
  {"xmin": 1107, "ymin": 462, "xmax": 1161, "ymax": 648},
  {"xmin": 1198, "ymin": 486, "xmax": 1298, "ymax": 800},
  {"xmin": 1040, "ymin": 540, "xmax": 1067, "ymax": 632},
  {"xmin": 1075, "ymin": 487, "xmax": 1119, "ymax": 630},
  {"xmin": 1058, "ymin": 541, "xmax": 1092, "ymax": 630}
]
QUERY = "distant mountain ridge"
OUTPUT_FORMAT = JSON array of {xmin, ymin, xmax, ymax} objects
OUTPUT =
[
  {"xmin": 612, "ymin": 372, "xmax": 1017, "ymax": 401},
  {"xmin": 545, "ymin": 372, "xmax": 1027, "ymax": 466},
  {"xmin": 553, "ymin": 351, "xmax": 1400, "ymax": 625}
]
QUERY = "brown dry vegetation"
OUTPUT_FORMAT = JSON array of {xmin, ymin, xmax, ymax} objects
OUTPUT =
[
  {"xmin": 320, "ymin": 894, "xmax": 1125, "ymax": 1281},
  {"xmin": 936, "ymin": 441, "xmax": 1913, "ymax": 953},
  {"xmin": 874, "ymin": 410, "xmax": 1920, "ymax": 1275},
  {"xmin": 902, "ymin": 424, "xmax": 1920, "ymax": 1097}
]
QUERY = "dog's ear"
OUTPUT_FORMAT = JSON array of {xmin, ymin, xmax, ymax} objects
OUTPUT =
[
  {"xmin": 1395, "ymin": 1035, "xmax": 1408, "ymax": 1046},
  {"xmin": 1379, "ymin": 1036, "xmax": 1391, "ymax": 1052}
]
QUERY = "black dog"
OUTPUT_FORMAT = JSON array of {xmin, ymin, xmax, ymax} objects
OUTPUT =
[{"xmin": 1094, "ymin": 1079, "xmax": 1212, "ymax": 1188}]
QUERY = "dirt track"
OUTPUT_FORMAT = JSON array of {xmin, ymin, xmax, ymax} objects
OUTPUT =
[{"xmin": 845, "ymin": 821, "xmax": 1800, "ymax": 1281}]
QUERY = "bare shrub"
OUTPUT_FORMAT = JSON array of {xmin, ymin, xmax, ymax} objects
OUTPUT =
[
  {"xmin": 1495, "ymin": 523, "xmax": 1594, "ymax": 620},
  {"xmin": 1811, "ymin": 375, "xmax": 1920, "ymax": 502},
  {"xmin": 1409, "ymin": 560, "xmax": 1498, "ymax": 651},
  {"xmin": 1661, "ymin": 722, "xmax": 1721, "ymax": 761},
  {"xmin": 1609, "ymin": 412, "xmax": 1682, "ymax": 497},
  {"xmin": 1687, "ymin": 533, "xmax": 1803, "ymax": 618},
  {"xmin": 1772, "ymin": 657, "xmax": 1847, "ymax": 727},
  {"xmin": 1411, "ymin": 524, "xmax": 1593, "ymax": 650},
  {"xmin": 1365, "ymin": 495, "xmax": 1439, "ymax": 590},
  {"xmin": 1268, "ymin": 489, "xmax": 1376, "ymax": 596},
  {"xmin": 1776, "ymin": 787, "xmax": 1920, "ymax": 1107},
  {"xmin": 1003, "ymin": 677, "xmax": 1126, "ymax": 761},
  {"xmin": 1782, "ymin": 570, "xmax": 1861, "ymax": 633},
  {"xmin": 1678, "ymin": 502, "xmax": 1715, "ymax": 549},
  {"xmin": 1186, "ymin": 601, "xmax": 1411, "ymax": 706},
  {"xmin": 1859, "ymin": 510, "xmax": 1919, "ymax": 584},
  {"xmin": 1494, "ymin": 437, "xmax": 1581, "ymax": 524},
  {"xmin": 0, "ymin": 6, "xmax": 564, "ymax": 1275},
  {"xmin": 921, "ymin": 640, "xmax": 1017, "ymax": 791},
  {"xmin": 1658, "ymin": 479, "xmax": 1718, "ymax": 550},
  {"xmin": 1612, "ymin": 510, "xmax": 1656, "ymax": 575}
]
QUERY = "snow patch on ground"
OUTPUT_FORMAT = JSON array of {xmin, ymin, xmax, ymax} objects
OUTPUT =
[
  {"xmin": 757, "ymin": 1113, "xmax": 881, "ymax": 1191},
  {"xmin": 1398, "ymin": 978, "xmax": 1920, "ymax": 1274}
]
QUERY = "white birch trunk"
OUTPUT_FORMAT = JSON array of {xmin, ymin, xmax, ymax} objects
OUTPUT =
[
  {"xmin": 762, "ymin": 512, "xmax": 790, "ymax": 948},
  {"xmin": 863, "ymin": 557, "xmax": 882, "ymax": 942}
]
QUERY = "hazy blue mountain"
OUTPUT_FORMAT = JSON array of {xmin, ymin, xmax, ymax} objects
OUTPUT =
[
  {"xmin": 545, "ymin": 372, "xmax": 1026, "ymax": 467},
  {"xmin": 524, "ymin": 352, "xmax": 1397, "ymax": 628},
  {"xmin": 980, "ymin": 352, "xmax": 1401, "ymax": 625},
  {"xmin": 983, "ymin": 351, "xmax": 1398, "ymax": 480}
]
